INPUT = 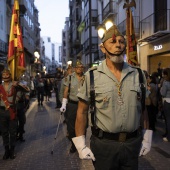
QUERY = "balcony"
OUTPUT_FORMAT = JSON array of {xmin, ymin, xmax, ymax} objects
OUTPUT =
[
  {"xmin": 118, "ymin": 16, "xmax": 140, "ymax": 37},
  {"xmin": 76, "ymin": 45, "xmax": 83, "ymax": 57},
  {"xmin": 91, "ymin": 10, "xmax": 98, "ymax": 26},
  {"xmin": 6, "ymin": 0, "xmax": 12, "ymax": 8},
  {"xmin": 72, "ymin": 39, "xmax": 81, "ymax": 48},
  {"xmin": 23, "ymin": 38, "xmax": 34, "ymax": 54},
  {"xmin": 0, "ymin": 39, "xmax": 8, "ymax": 54},
  {"xmin": 83, "ymin": 37, "xmax": 98, "ymax": 54},
  {"xmin": 139, "ymin": 9, "xmax": 170, "ymax": 42},
  {"xmin": 97, "ymin": 14, "xmax": 104, "ymax": 26},
  {"xmin": 102, "ymin": 1, "xmax": 118, "ymax": 21}
]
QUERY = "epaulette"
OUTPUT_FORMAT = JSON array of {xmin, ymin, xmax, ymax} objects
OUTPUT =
[
  {"xmin": 88, "ymin": 66, "xmax": 97, "ymax": 71},
  {"xmin": 128, "ymin": 64, "xmax": 140, "ymax": 69}
]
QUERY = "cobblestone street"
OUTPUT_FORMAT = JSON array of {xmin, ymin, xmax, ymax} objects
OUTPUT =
[{"xmin": 0, "ymin": 95, "xmax": 169, "ymax": 170}]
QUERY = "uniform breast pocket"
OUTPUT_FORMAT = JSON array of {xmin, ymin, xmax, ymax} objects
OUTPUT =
[
  {"xmin": 129, "ymin": 86, "xmax": 142, "ymax": 107},
  {"xmin": 95, "ymin": 86, "xmax": 113, "ymax": 109}
]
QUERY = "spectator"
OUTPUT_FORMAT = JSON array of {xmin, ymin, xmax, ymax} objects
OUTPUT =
[
  {"xmin": 30, "ymin": 76, "xmax": 36, "ymax": 98},
  {"xmin": 160, "ymin": 67, "xmax": 170, "ymax": 142},
  {"xmin": 146, "ymin": 74, "xmax": 158, "ymax": 131},
  {"xmin": 36, "ymin": 78, "xmax": 44, "ymax": 106},
  {"xmin": 44, "ymin": 78, "xmax": 53, "ymax": 101}
]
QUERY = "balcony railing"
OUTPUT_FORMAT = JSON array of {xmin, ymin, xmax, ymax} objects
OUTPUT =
[
  {"xmin": 91, "ymin": 10, "xmax": 98, "ymax": 25},
  {"xmin": 140, "ymin": 9, "xmax": 170, "ymax": 41},
  {"xmin": 102, "ymin": 0, "xmax": 118, "ymax": 21},
  {"xmin": 97, "ymin": 14, "xmax": 103, "ymax": 25},
  {"xmin": 84, "ymin": 37, "xmax": 98, "ymax": 52},
  {"xmin": 0, "ymin": 39, "xmax": 8, "ymax": 54},
  {"xmin": 118, "ymin": 16, "xmax": 140, "ymax": 37}
]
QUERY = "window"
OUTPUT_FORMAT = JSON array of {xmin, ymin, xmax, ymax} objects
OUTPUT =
[
  {"xmin": 0, "ymin": 15, "xmax": 3, "ymax": 30},
  {"xmin": 154, "ymin": 0, "xmax": 167, "ymax": 32},
  {"xmin": 48, "ymin": 37, "xmax": 51, "ymax": 42}
]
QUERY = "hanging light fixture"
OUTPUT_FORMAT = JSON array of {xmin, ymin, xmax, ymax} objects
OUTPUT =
[{"xmin": 105, "ymin": 19, "xmax": 114, "ymax": 30}]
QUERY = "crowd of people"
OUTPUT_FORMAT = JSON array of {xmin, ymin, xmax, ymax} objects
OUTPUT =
[
  {"xmin": 144, "ymin": 65, "xmax": 170, "ymax": 142},
  {"xmin": 0, "ymin": 23, "xmax": 169, "ymax": 170},
  {"xmin": 0, "ymin": 68, "xmax": 64, "ymax": 160}
]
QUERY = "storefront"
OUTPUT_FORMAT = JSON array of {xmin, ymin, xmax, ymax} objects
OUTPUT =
[{"xmin": 139, "ymin": 34, "xmax": 170, "ymax": 74}]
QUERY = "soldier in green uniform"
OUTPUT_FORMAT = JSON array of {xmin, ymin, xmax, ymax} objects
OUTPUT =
[
  {"xmin": 72, "ymin": 25, "xmax": 153, "ymax": 169},
  {"xmin": 59, "ymin": 66, "xmax": 73, "ymax": 125},
  {"xmin": 16, "ymin": 81, "xmax": 30, "ymax": 142},
  {"xmin": 60, "ymin": 60, "xmax": 84, "ymax": 153},
  {"xmin": 59, "ymin": 65, "xmax": 73, "ymax": 102}
]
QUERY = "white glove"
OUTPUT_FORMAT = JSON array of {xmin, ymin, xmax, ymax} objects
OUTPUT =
[
  {"xmin": 60, "ymin": 98, "xmax": 68, "ymax": 112},
  {"xmin": 72, "ymin": 135, "xmax": 95, "ymax": 161},
  {"xmin": 139, "ymin": 129, "xmax": 153, "ymax": 156}
]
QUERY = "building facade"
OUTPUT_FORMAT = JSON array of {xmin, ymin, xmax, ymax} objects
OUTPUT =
[
  {"xmin": 62, "ymin": 17, "xmax": 70, "ymax": 69},
  {"xmin": 0, "ymin": 0, "xmax": 41, "ymax": 79},
  {"xmin": 0, "ymin": 0, "xmax": 11, "ymax": 72},
  {"xmin": 62, "ymin": 0, "xmax": 170, "ymax": 73},
  {"xmin": 138, "ymin": 0, "xmax": 170, "ymax": 74}
]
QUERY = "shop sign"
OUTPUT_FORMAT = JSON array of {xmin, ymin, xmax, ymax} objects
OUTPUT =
[{"xmin": 154, "ymin": 45, "xmax": 162, "ymax": 50}]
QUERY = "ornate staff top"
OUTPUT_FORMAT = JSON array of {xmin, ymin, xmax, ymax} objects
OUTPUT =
[{"xmin": 123, "ymin": 0, "xmax": 136, "ymax": 9}]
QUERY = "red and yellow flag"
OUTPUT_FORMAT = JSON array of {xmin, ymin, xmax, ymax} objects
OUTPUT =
[
  {"xmin": 126, "ymin": 8, "xmax": 138, "ymax": 66},
  {"xmin": 8, "ymin": 0, "xmax": 25, "ymax": 80}
]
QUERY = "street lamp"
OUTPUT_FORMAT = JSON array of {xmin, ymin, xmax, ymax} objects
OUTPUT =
[
  {"xmin": 67, "ymin": 60, "xmax": 72, "ymax": 67},
  {"xmin": 97, "ymin": 20, "xmax": 115, "ymax": 40},
  {"xmin": 105, "ymin": 19, "xmax": 114, "ymax": 31},
  {"xmin": 97, "ymin": 25, "xmax": 105, "ymax": 39},
  {"xmin": 34, "ymin": 51, "xmax": 40, "ymax": 63},
  {"xmin": 43, "ymin": 65, "xmax": 46, "ymax": 70}
]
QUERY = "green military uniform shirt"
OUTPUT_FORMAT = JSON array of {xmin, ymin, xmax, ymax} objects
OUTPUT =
[
  {"xmin": 77, "ymin": 60, "xmax": 146, "ymax": 133},
  {"xmin": 59, "ymin": 77, "xmax": 68, "ymax": 102},
  {"xmin": 64, "ymin": 72, "xmax": 84, "ymax": 102}
]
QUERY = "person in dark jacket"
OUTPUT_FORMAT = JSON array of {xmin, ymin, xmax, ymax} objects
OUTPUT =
[{"xmin": 36, "ymin": 78, "xmax": 44, "ymax": 106}]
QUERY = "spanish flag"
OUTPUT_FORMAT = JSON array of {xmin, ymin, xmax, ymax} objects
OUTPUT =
[
  {"xmin": 126, "ymin": 8, "xmax": 138, "ymax": 66},
  {"xmin": 8, "ymin": 0, "xmax": 25, "ymax": 81}
]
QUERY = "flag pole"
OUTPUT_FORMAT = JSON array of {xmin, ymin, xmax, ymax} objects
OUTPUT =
[
  {"xmin": 123, "ymin": 0, "xmax": 138, "ymax": 66},
  {"xmin": 14, "ymin": 0, "xmax": 19, "ymax": 81},
  {"xmin": 8, "ymin": 0, "xmax": 26, "ymax": 81}
]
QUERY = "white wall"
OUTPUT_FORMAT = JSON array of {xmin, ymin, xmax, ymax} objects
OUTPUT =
[
  {"xmin": 54, "ymin": 42, "xmax": 61, "ymax": 64},
  {"xmin": 140, "ymin": 0, "xmax": 154, "ymax": 20},
  {"xmin": 42, "ymin": 36, "xmax": 52, "ymax": 61},
  {"xmin": 117, "ymin": 1, "xmax": 126, "ymax": 24}
]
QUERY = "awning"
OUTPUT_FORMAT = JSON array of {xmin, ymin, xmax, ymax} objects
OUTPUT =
[{"xmin": 138, "ymin": 31, "xmax": 170, "ymax": 42}]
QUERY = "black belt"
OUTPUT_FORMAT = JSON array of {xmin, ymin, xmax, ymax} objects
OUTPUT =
[
  {"xmin": 0, "ymin": 106, "xmax": 6, "ymax": 110},
  {"xmin": 18, "ymin": 100, "xmax": 25, "ymax": 103},
  {"xmin": 91, "ymin": 127, "xmax": 139, "ymax": 142},
  {"xmin": 69, "ymin": 100, "xmax": 78, "ymax": 104},
  {"xmin": 0, "ymin": 106, "xmax": 14, "ymax": 110}
]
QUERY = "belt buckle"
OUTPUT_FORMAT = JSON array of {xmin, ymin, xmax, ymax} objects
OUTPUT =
[{"xmin": 119, "ymin": 133, "xmax": 127, "ymax": 142}]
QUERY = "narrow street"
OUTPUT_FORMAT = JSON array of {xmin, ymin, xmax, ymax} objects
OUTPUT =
[{"xmin": 0, "ymin": 94, "xmax": 170, "ymax": 170}]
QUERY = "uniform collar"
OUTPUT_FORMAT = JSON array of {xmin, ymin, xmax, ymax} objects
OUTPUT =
[{"xmin": 97, "ymin": 60, "xmax": 135, "ymax": 82}]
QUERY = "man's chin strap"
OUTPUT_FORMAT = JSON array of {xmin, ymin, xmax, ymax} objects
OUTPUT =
[
  {"xmin": 2, "ymin": 77, "xmax": 11, "ymax": 82},
  {"xmin": 104, "ymin": 47, "xmax": 125, "ymax": 56}
]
